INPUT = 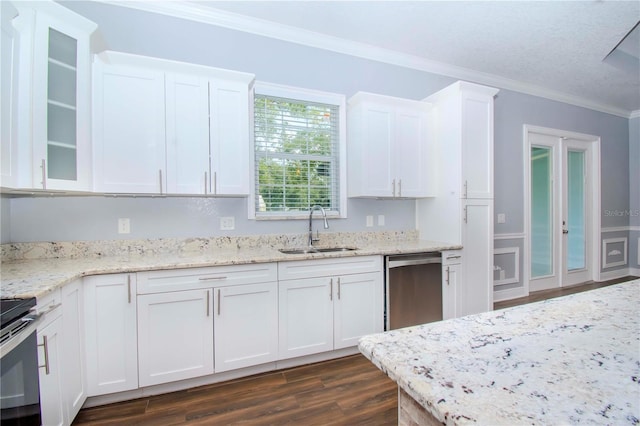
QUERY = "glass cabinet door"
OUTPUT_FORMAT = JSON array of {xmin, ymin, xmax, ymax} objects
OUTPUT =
[{"xmin": 47, "ymin": 27, "xmax": 78, "ymax": 181}]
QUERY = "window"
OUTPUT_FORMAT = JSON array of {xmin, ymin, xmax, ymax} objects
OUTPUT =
[{"xmin": 251, "ymin": 83, "xmax": 346, "ymax": 219}]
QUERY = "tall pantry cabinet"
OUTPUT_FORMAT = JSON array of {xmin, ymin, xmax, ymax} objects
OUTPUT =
[{"xmin": 416, "ymin": 81, "xmax": 499, "ymax": 317}]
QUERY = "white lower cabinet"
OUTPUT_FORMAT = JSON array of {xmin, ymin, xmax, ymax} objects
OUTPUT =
[
  {"xmin": 38, "ymin": 306, "xmax": 65, "ymax": 426},
  {"xmin": 214, "ymin": 282, "xmax": 278, "ymax": 372},
  {"xmin": 442, "ymin": 251, "xmax": 463, "ymax": 320},
  {"xmin": 37, "ymin": 281, "xmax": 85, "ymax": 426},
  {"xmin": 278, "ymin": 256, "xmax": 383, "ymax": 360},
  {"xmin": 84, "ymin": 274, "xmax": 138, "ymax": 396},
  {"xmin": 60, "ymin": 280, "xmax": 86, "ymax": 421},
  {"xmin": 137, "ymin": 289, "xmax": 214, "ymax": 387},
  {"xmin": 278, "ymin": 277, "xmax": 334, "ymax": 359},
  {"xmin": 461, "ymin": 199, "xmax": 493, "ymax": 316}
]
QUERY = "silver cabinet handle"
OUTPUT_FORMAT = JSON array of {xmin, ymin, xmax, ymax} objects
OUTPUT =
[
  {"xmin": 127, "ymin": 275, "xmax": 131, "ymax": 303},
  {"xmin": 213, "ymin": 172, "xmax": 217, "ymax": 195},
  {"xmin": 38, "ymin": 335, "xmax": 50, "ymax": 375},
  {"xmin": 329, "ymin": 278, "xmax": 333, "ymax": 301},
  {"xmin": 337, "ymin": 277, "xmax": 341, "ymax": 300},
  {"xmin": 40, "ymin": 159, "xmax": 47, "ymax": 190},
  {"xmin": 199, "ymin": 276, "xmax": 227, "ymax": 281},
  {"xmin": 398, "ymin": 179, "xmax": 402, "ymax": 197},
  {"xmin": 206, "ymin": 290, "xmax": 210, "ymax": 317},
  {"xmin": 446, "ymin": 266, "xmax": 451, "ymax": 285},
  {"xmin": 204, "ymin": 172, "xmax": 208, "ymax": 195},
  {"xmin": 464, "ymin": 180, "xmax": 468, "ymax": 198},
  {"xmin": 158, "ymin": 169, "xmax": 163, "ymax": 194},
  {"xmin": 217, "ymin": 289, "xmax": 221, "ymax": 315},
  {"xmin": 464, "ymin": 206, "xmax": 468, "ymax": 224},
  {"xmin": 446, "ymin": 255, "xmax": 462, "ymax": 260},
  {"xmin": 392, "ymin": 179, "xmax": 396, "ymax": 197}
]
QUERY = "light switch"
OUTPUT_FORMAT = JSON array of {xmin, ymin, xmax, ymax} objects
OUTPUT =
[{"xmin": 497, "ymin": 213, "xmax": 506, "ymax": 224}]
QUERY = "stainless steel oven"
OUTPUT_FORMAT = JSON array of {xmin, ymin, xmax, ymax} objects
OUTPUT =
[
  {"xmin": 0, "ymin": 298, "xmax": 43, "ymax": 425},
  {"xmin": 385, "ymin": 253, "xmax": 443, "ymax": 330}
]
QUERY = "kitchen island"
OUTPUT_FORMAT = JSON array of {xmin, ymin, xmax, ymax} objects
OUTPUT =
[{"xmin": 359, "ymin": 279, "xmax": 640, "ymax": 425}]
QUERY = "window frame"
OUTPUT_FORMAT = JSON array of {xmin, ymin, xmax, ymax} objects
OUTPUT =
[{"xmin": 249, "ymin": 82, "xmax": 347, "ymax": 220}]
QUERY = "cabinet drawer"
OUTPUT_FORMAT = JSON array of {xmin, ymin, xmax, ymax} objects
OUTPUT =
[
  {"xmin": 36, "ymin": 288, "xmax": 62, "ymax": 318},
  {"xmin": 442, "ymin": 250, "xmax": 463, "ymax": 265},
  {"xmin": 278, "ymin": 255, "xmax": 382, "ymax": 281},
  {"xmin": 137, "ymin": 263, "xmax": 277, "ymax": 294}
]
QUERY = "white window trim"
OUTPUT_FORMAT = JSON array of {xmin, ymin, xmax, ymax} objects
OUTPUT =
[{"xmin": 248, "ymin": 81, "xmax": 347, "ymax": 220}]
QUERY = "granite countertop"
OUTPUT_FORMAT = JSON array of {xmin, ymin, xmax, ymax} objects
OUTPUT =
[
  {"xmin": 0, "ymin": 237, "xmax": 460, "ymax": 300},
  {"xmin": 359, "ymin": 280, "xmax": 640, "ymax": 425}
]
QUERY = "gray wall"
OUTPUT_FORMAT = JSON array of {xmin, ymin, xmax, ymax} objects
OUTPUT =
[{"xmin": 4, "ymin": 1, "xmax": 632, "ymax": 247}]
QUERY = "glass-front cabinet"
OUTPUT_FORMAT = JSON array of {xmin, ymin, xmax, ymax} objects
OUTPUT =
[{"xmin": 11, "ymin": 2, "xmax": 96, "ymax": 191}]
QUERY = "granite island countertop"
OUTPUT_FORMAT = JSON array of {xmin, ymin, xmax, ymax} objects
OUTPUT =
[
  {"xmin": 359, "ymin": 280, "xmax": 640, "ymax": 425},
  {"xmin": 0, "ymin": 236, "xmax": 460, "ymax": 299}
]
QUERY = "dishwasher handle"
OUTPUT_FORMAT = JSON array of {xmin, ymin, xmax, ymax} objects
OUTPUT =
[{"xmin": 387, "ymin": 256, "xmax": 442, "ymax": 268}]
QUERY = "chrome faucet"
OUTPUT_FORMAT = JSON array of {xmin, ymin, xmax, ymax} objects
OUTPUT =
[{"xmin": 308, "ymin": 205, "xmax": 329, "ymax": 246}]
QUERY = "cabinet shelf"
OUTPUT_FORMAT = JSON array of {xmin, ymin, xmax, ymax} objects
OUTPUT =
[
  {"xmin": 48, "ymin": 57, "xmax": 77, "ymax": 72},
  {"xmin": 47, "ymin": 99, "xmax": 76, "ymax": 111},
  {"xmin": 48, "ymin": 140, "xmax": 76, "ymax": 149}
]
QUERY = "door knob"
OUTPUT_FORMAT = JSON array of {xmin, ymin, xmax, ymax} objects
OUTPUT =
[{"xmin": 563, "ymin": 229, "xmax": 569, "ymax": 234}]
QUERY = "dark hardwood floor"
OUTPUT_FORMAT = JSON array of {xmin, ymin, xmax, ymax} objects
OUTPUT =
[{"xmin": 74, "ymin": 276, "xmax": 637, "ymax": 425}]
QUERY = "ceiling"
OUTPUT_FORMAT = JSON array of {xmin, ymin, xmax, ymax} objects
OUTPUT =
[{"xmin": 116, "ymin": 1, "xmax": 640, "ymax": 116}]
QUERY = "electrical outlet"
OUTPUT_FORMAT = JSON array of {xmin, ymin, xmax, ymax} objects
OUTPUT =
[
  {"xmin": 497, "ymin": 213, "xmax": 506, "ymax": 224},
  {"xmin": 366, "ymin": 215, "xmax": 374, "ymax": 227},
  {"xmin": 220, "ymin": 216, "xmax": 235, "ymax": 231},
  {"xmin": 118, "ymin": 218, "xmax": 130, "ymax": 234},
  {"xmin": 377, "ymin": 215, "xmax": 385, "ymax": 226}
]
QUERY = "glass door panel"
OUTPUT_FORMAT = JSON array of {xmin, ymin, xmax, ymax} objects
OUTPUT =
[
  {"xmin": 531, "ymin": 146, "xmax": 553, "ymax": 278},
  {"xmin": 47, "ymin": 28, "xmax": 77, "ymax": 181},
  {"xmin": 567, "ymin": 150, "xmax": 586, "ymax": 271}
]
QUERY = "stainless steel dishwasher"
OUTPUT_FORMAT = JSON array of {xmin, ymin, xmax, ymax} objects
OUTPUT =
[{"xmin": 385, "ymin": 253, "xmax": 442, "ymax": 330}]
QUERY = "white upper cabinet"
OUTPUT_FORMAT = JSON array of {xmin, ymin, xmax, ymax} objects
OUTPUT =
[
  {"xmin": 92, "ymin": 51, "xmax": 254, "ymax": 195},
  {"xmin": 93, "ymin": 61, "xmax": 166, "ymax": 193},
  {"xmin": 8, "ymin": 2, "xmax": 96, "ymax": 191},
  {"xmin": 347, "ymin": 92, "xmax": 433, "ymax": 198},
  {"xmin": 424, "ymin": 81, "xmax": 499, "ymax": 200}
]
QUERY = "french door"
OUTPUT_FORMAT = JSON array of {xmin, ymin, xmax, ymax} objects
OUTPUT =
[{"xmin": 527, "ymin": 127, "xmax": 599, "ymax": 292}]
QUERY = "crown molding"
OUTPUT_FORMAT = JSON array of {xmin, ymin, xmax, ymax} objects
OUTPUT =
[
  {"xmin": 98, "ymin": 1, "xmax": 634, "ymax": 118},
  {"xmin": 630, "ymin": 110, "xmax": 640, "ymax": 119}
]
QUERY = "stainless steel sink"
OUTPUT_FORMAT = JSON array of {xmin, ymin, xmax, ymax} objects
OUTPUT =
[
  {"xmin": 278, "ymin": 247, "xmax": 357, "ymax": 255},
  {"xmin": 314, "ymin": 247, "xmax": 358, "ymax": 253}
]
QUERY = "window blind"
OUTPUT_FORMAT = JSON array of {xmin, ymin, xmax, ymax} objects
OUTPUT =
[{"xmin": 254, "ymin": 94, "xmax": 340, "ymax": 215}]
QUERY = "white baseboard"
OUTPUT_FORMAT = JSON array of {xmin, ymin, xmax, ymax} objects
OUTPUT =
[
  {"xmin": 493, "ymin": 286, "xmax": 527, "ymax": 303},
  {"xmin": 599, "ymin": 268, "xmax": 633, "ymax": 281},
  {"xmin": 628, "ymin": 267, "xmax": 640, "ymax": 278}
]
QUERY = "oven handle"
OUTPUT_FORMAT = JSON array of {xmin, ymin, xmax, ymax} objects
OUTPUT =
[
  {"xmin": 0, "ymin": 314, "xmax": 44, "ymax": 359},
  {"xmin": 387, "ymin": 257, "xmax": 442, "ymax": 268}
]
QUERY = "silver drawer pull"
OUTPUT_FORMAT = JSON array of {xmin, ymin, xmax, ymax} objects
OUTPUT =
[
  {"xmin": 199, "ymin": 276, "xmax": 228, "ymax": 281},
  {"xmin": 446, "ymin": 255, "xmax": 462, "ymax": 260}
]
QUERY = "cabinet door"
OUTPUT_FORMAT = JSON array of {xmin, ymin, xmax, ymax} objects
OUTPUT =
[
  {"xmin": 278, "ymin": 277, "xmax": 333, "ymax": 359},
  {"xmin": 84, "ymin": 274, "xmax": 138, "ymax": 396},
  {"xmin": 359, "ymin": 104, "xmax": 395, "ymax": 197},
  {"xmin": 38, "ymin": 312, "xmax": 65, "ymax": 426},
  {"xmin": 333, "ymin": 272, "xmax": 383, "ymax": 349},
  {"xmin": 395, "ymin": 106, "xmax": 429, "ymax": 198},
  {"xmin": 1, "ymin": 2, "xmax": 19, "ymax": 188},
  {"xmin": 209, "ymin": 79, "xmax": 250, "ymax": 195},
  {"xmin": 29, "ymin": 6, "xmax": 95, "ymax": 191},
  {"xmin": 137, "ymin": 289, "xmax": 214, "ymax": 387},
  {"xmin": 214, "ymin": 282, "xmax": 278, "ymax": 372},
  {"xmin": 460, "ymin": 200, "xmax": 493, "ymax": 316},
  {"xmin": 165, "ymin": 73, "xmax": 210, "ymax": 194},
  {"xmin": 461, "ymin": 90, "xmax": 494, "ymax": 199},
  {"xmin": 61, "ymin": 280, "xmax": 86, "ymax": 421},
  {"xmin": 442, "ymin": 254, "xmax": 462, "ymax": 320},
  {"xmin": 93, "ymin": 62, "xmax": 166, "ymax": 193}
]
